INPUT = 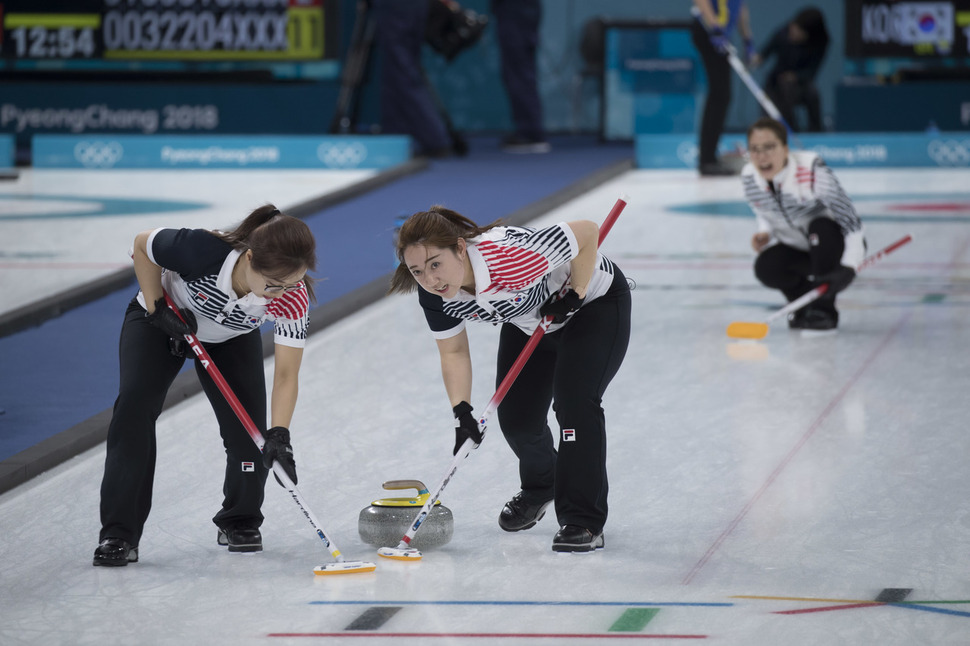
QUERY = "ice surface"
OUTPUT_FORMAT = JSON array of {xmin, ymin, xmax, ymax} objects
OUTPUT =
[{"xmin": 2, "ymin": 168, "xmax": 969, "ymax": 645}]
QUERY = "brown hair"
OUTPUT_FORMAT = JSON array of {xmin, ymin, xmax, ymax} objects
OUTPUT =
[
  {"xmin": 388, "ymin": 205, "xmax": 501, "ymax": 294},
  {"xmin": 793, "ymin": 7, "xmax": 829, "ymax": 48},
  {"xmin": 747, "ymin": 117, "xmax": 788, "ymax": 147},
  {"xmin": 215, "ymin": 204, "xmax": 318, "ymax": 301}
]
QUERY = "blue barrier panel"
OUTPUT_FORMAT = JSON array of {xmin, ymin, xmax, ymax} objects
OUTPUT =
[
  {"xmin": 836, "ymin": 82, "xmax": 970, "ymax": 132},
  {"xmin": 635, "ymin": 134, "xmax": 747, "ymax": 169},
  {"xmin": 0, "ymin": 82, "xmax": 342, "ymax": 159},
  {"xmin": 636, "ymin": 132, "xmax": 970, "ymax": 169},
  {"xmin": 32, "ymin": 135, "xmax": 411, "ymax": 169},
  {"xmin": 603, "ymin": 21, "xmax": 700, "ymax": 141},
  {"xmin": 0, "ymin": 135, "xmax": 13, "ymax": 167}
]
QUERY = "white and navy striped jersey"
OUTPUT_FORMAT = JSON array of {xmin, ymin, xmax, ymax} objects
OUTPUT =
[
  {"xmin": 419, "ymin": 223, "xmax": 618, "ymax": 339},
  {"xmin": 136, "ymin": 227, "xmax": 310, "ymax": 347},
  {"xmin": 741, "ymin": 150, "xmax": 866, "ymax": 267}
]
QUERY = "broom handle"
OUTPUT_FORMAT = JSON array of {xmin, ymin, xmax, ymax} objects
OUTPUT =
[
  {"xmin": 162, "ymin": 292, "xmax": 350, "ymax": 563},
  {"xmin": 392, "ymin": 196, "xmax": 629, "ymax": 550}
]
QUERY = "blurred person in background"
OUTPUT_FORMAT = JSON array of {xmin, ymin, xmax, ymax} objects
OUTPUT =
[
  {"xmin": 690, "ymin": 0, "xmax": 754, "ymax": 176},
  {"xmin": 751, "ymin": 7, "xmax": 830, "ymax": 132},
  {"xmin": 492, "ymin": 0, "xmax": 549, "ymax": 153}
]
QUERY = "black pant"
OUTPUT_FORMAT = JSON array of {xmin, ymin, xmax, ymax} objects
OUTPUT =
[
  {"xmin": 766, "ymin": 74, "xmax": 823, "ymax": 132},
  {"xmin": 495, "ymin": 271, "xmax": 631, "ymax": 534},
  {"xmin": 690, "ymin": 18, "xmax": 732, "ymax": 166},
  {"xmin": 374, "ymin": 0, "xmax": 451, "ymax": 154},
  {"xmin": 754, "ymin": 218, "xmax": 844, "ymax": 313},
  {"xmin": 99, "ymin": 299, "xmax": 269, "ymax": 546},
  {"xmin": 492, "ymin": 0, "xmax": 544, "ymax": 140}
]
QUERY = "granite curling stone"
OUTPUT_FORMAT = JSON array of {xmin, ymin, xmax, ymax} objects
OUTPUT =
[{"xmin": 358, "ymin": 480, "xmax": 454, "ymax": 549}]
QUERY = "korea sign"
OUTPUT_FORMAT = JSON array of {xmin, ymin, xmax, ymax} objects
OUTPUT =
[{"xmin": 845, "ymin": 0, "xmax": 970, "ymax": 57}]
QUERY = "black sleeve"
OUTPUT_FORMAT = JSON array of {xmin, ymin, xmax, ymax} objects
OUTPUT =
[
  {"xmin": 151, "ymin": 228, "xmax": 232, "ymax": 281},
  {"xmin": 759, "ymin": 28, "xmax": 784, "ymax": 60},
  {"xmin": 418, "ymin": 288, "xmax": 464, "ymax": 334}
]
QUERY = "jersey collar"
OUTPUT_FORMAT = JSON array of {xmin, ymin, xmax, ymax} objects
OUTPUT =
[
  {"xmin": 218, "ymin": 249, "xmax": 243, "ymax": 297},
  {"xmin": 216, "ymin": 249, "xmax": 269, "ymax": 306},
  {"xmin": 462, "ymin": 241, "xmax": 490, "ymax": 300}
]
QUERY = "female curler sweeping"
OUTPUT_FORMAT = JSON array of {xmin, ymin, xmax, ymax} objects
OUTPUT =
[{"xmin": 389, "ymin": 206, "xmax": 631, "ymax": 552}]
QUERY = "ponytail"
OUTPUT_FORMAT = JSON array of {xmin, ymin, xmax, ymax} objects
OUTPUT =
[
  {"xmin": 217, "ymin": 204, "xmax": 281, "ymax": 247},
  {"xmin": 215, "ymin": 204, "xmax": 319, "ymax": 301}
]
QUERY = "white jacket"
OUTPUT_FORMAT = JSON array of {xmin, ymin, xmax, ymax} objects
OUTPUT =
[{"xmin": 741, "ymin": 150, "xmax": 866, "ymax": 267}]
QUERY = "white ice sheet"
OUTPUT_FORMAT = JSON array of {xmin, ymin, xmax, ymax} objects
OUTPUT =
[{"xmin": 1, "ymin": 169, "xmax": 968, "ymax": 645}]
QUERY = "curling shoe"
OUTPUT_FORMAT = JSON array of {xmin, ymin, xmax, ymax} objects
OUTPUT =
[
  {"xmin": 801, "ymin": 307, "xmax": 838, "ymax": 332},
  {"xmin": 217, "ymin": 527, "xmax": 262, "ymax": 553},
  {"xmin": 501, "ymin": 134, "xmax": 551, "ymax": 154},
  {"xmin": 93, "ymin": 538, "xmax": 138, "ymax": 566},
  {"xmin": 789, "ymin": 306, "xmax": 838, "ymax": 332},
  {"xmin": 498, "ymin": 492, "xmax": 553, "ymax": 532},
  {"xmin": 552, "ymin": 525, "xmax": 604, "ymax": 553},
  {"xmin": 698, "ymin": 161, "xmax": 737, "ymax": 176},
  {"xmin": 787, "ymin": 308, "xmax": 808, "ymax": 330}
]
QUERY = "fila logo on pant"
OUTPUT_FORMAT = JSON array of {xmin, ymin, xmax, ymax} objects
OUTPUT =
[
  {"xmin": 241, "ymin": 462, "xmax": 255, "ymax": 472},
  {"xmin": 562, "ymin": 429, "xmax": 576, "ymax": 442}
]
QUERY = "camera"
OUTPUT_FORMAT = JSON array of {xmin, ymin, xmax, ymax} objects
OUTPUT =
[{"xmin": 425, "ymin": 0, "xmax": 489, "ymax": 62}]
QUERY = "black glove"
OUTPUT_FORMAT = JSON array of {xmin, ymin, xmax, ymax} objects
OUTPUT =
[
  {"xmin": 539, "ymin": 289, "xmax": 585, "ymax": 324},
  {"xmin": 743, "ymin": 39, "xmax": 756, "ymax": 64},
  {"xmin": 263, "ymin": 426, "xmax": 297, "ymax": 486},
  {"xmin": 816, "ymin": 265, "xmax": 856, "ymax": 295},
  {"xmin": 709, "ymin": 27, "xmax": 729, "ymax": 53},
  {"xmin": 453, "ymin": 401, "xmax": 483, "ymax": 456},
  {"xmin": 146, "ymin": 297, "xmax": 197, "ymax": 339}
]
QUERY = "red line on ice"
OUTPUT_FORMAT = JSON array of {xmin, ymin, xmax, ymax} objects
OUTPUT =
[
  {"xmin": 681, "ymin": 312, "xmax": 912, "ymax": 585},
  {"xmin": 774, "ymin": 602, "xmax": 883, "ymax": 615}
]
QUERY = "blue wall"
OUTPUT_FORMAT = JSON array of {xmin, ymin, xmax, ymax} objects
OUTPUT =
[{"xmin": 416, "ymin": 0, "xmax": 847, "ymax": 134}]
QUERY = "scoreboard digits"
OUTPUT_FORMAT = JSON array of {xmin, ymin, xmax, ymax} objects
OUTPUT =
[
  {"xmin": 7, "ymin": 15, "xmax": 99, "ymax": 59},
  {"xmin": 1, "ymin": 0, "xmax": 330, "ymax": 62}
]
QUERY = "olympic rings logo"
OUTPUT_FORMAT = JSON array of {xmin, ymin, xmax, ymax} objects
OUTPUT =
[
  {"xmin": 927, "ymin": 140, "xmax": 970, "ymax": 166},
  {"xmin": 676, "ymin": 141, "xmax": 698, "ymax": 167},
  {"xmin": 74, "ymin": 141, "xmax": 124, "ymax": 168},
  {"xmin": 317, "ymin": 141, "xmax": 367, "ymax": 168}
]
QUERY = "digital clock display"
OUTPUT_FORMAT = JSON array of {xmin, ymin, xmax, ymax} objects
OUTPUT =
[
  {"xmin": 0, "ymin": 0, "xmax": 334, "ymax": 63},
  {"xmin": 5, "ymin": 13, "xmax": 99, "ymax": 59}
]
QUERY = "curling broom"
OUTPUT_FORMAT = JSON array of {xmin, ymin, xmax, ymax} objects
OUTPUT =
[
  {"xmin": 163, "ymin": 293, "xmax": 376, "ymax": 575},
  {"xmin": 378, "ymin": 195, "xmax": 629, "ymax": 561},
  {"xmin": 726, "ymin": 234, "xmax": 912, "ymax": 340}
]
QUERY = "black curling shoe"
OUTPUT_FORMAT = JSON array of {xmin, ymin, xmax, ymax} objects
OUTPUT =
[
  {"xmin": 801, "ymin": 307, "xmax": 838, "ymax": 331},
  {"xmin": 552, "ymin": 525, "xmax": 604, "ymax": 553},
  {"xmin": 498, "ymin": 492, "xmax": 553, "ymax": 532},
  {"xmin": 93, "ymin": 538, "xmax": 138, "ymax": 566},
  {"xmin": 217, "ymin": 527, "xmax": 262, "ymax": 553},
  {"xmin": 789, "ymin": 306, "xmax": 838, "ymax": 331}
]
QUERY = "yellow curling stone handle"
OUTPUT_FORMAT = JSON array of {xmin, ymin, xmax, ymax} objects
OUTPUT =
[{"xmin": 372, "ymin": 480, "xmax": 442, "ymax": 507}]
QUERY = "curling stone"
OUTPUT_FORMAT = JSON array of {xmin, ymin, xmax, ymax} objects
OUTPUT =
[{"xmin": 358, "ymin": 480, "xmax": 453, "ymax": 550}]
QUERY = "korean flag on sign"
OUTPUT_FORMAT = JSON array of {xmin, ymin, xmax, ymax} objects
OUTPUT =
[{"xmin": 895, "ymin": 3, "xmax": 953, "ymax": 46}]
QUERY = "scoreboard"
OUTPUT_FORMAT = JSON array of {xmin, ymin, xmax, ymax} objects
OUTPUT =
[
  {"xmin": 845, "ymin": 0, "xmax": 970, "ymax": 58},
  {"xmin": 0, "ymin": 0, "xmax": 336, "ymax": 65}
]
